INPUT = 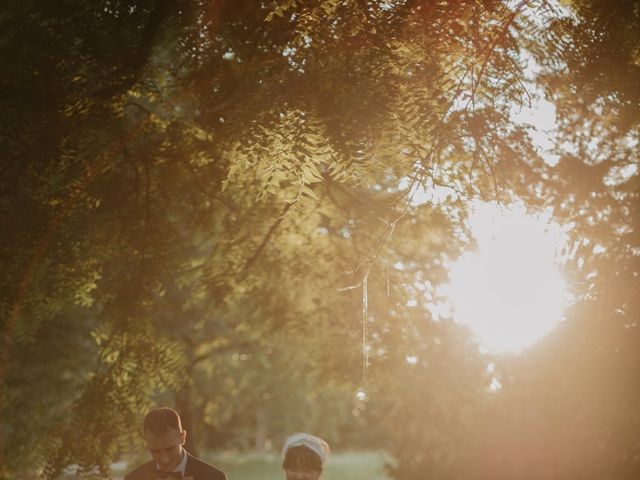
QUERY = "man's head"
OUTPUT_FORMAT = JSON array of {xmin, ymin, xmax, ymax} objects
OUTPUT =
[{"xmin": 143, "ymin": 407, "xmax": 186, "ymax": 472}]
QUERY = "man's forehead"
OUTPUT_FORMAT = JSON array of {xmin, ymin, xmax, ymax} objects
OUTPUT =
[{"xmin": 145, "ymin": 428, "xmax": 181, "ymax": 445}]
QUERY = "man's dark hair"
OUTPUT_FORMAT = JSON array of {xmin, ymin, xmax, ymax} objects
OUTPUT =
[
  {"xmin": 282, "ymin": 445, "xmax": 323, "ymax": 472},
  {"xmin": 143, "ymin": 407, "xmax": 183, "ymax": 435}
]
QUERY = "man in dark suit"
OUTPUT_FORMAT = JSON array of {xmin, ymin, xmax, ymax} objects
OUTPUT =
[{"xmin": 125, "ymin": 407, "xmax": 227, "ymax": 480}]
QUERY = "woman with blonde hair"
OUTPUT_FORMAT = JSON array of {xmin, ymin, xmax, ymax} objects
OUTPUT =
[{"xmin": 281, "ymin": 433, "xmax": 330, "ymax": 480}]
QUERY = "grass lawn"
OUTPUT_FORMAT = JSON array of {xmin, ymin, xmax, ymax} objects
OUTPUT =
[{"xmin": 207, "ymin": 451, "xmax": 391, "ymax": 480}]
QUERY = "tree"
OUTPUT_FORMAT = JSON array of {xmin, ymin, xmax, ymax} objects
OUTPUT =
[
  {"xmin": 1, "ymin": 0, "xmax": 610, "ymax": 478},
  {"xmin": 478, "ymin": 1, "xmax": 640, "ymax": 478}
]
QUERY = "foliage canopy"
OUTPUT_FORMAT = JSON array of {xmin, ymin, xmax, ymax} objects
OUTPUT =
[{"xmin": 1, "ymin": 0, "xmax": 639, "ymax": 478}]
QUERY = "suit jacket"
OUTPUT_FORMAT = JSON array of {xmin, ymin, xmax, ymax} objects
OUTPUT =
[{"xmin": 124, "ymin": 452, "xmax": 227, "ymax": 480}]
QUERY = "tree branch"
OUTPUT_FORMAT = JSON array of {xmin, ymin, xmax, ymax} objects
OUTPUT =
[{"xmin": 240, "ymin": 201, "xmax": 294, "ymax": 277}]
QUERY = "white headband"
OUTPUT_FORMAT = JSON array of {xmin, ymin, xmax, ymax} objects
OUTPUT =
[{"xmin": 282, "ymin": 433, "xmax": 331, "ymax": 466}]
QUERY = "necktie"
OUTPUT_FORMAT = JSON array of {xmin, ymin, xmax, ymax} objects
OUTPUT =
[{"xmin": 156, "ymin": 470, "xmax": 183, "ymax": 480}]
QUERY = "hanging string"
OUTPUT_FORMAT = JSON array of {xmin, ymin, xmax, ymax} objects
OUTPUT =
[
  {"xmin": 362, "ymin": 272, "xmax": 369, "ymax": 383},
  {"xmin": 386, "ymin": 261, "xmax": 390, "ymax": 297}
]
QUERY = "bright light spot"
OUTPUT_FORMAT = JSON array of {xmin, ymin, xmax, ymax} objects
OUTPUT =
[
  {"xmin": 282, "ymin": 46, "xmax": 297, "ymax": 57},
  {"xmin": 339, "ymin": 227, "xmax": 352, "ymax": 238},
  {"xmin": 426, "ymin": 300, "xmax": 451, "ymax": 321},
  {"xmin": 398, "ymin": 177, "xmax": 460, "ymax": 207},
  {"xmin": 446, "ymin": 201, "xmax": 570, "ymax": 354},
  {"xmin": 511, "ymin": 96, "xmax": 559, "ymax": 166},
  {"xmin": 511, "ymin": 96, "xmax": 556, "ymax": 130},
  {"xmin": 604, "ymin": 163, "xmax": 638, "ymax": 186},
  {"xmin": 510, "ymin": 48, "xmax": 561, "ymax": 166},
  {"xmin": 355, "ymin": 389, "xmax": 368, "ymax": 401},
  {"xmin": 489, "ymin": 377, "xmax": 502, "ymax": 392},
  {"xmin": 406, "ymin": 355, "xmax": 418, "ymax": 365}
]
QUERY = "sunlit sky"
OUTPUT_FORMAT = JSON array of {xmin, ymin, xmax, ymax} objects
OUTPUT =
[
  {"xmin": 402, "ymin": 53, "xmax": 573, "ymax": 353},
  {"xmin": 443, "ymin": 201, "xmax": 571, "ymax": 353}
]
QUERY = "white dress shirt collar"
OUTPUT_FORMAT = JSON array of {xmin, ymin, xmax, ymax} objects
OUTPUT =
[{"xmin": 156, "ymin": 448, "xmax": 188, "ymax": 476}]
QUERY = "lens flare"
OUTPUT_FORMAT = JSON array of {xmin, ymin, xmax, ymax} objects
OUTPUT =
[{"xmin": 446, "ymin": 201, "xmax": 570, "ymax": 353}]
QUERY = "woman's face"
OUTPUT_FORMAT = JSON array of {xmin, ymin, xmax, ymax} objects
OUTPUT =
[{"xmin": 284, "ymin": 467, "xmax": 321, "ymax": 480}]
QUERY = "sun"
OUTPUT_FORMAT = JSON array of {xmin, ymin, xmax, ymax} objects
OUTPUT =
[{"xmin": 445, "ymin": 201, "xmax": 570, "ymax": 354}]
